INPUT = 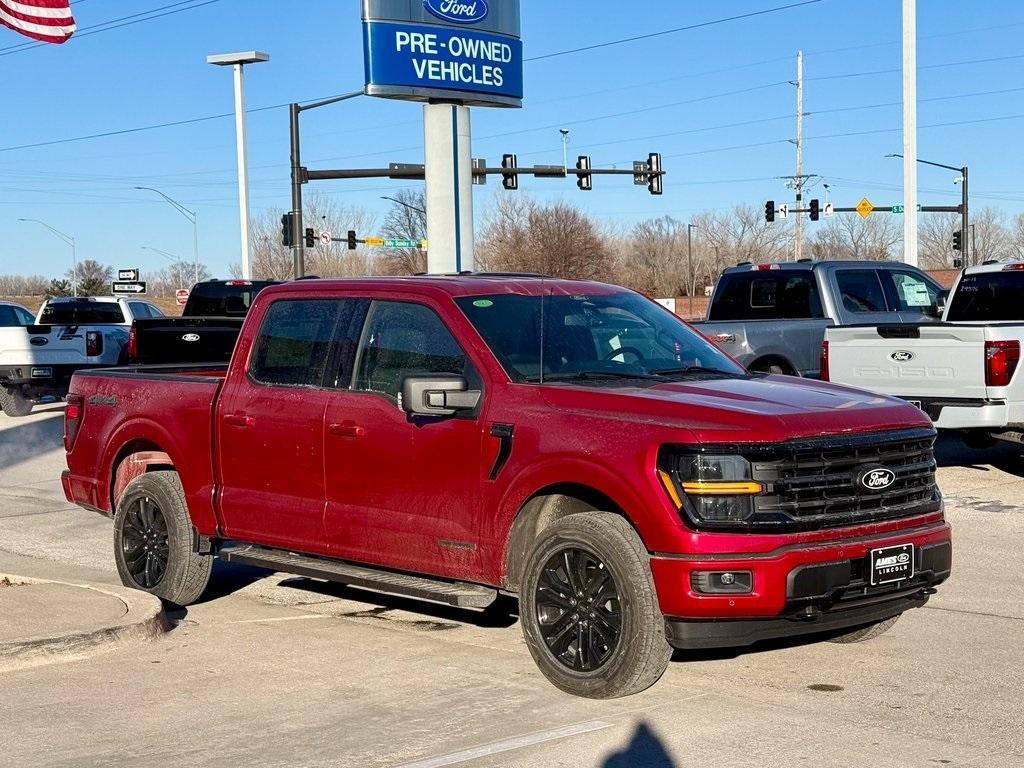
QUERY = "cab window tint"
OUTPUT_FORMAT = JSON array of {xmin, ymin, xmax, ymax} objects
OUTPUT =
[
  {"xmin": 708, "ymin": 272, "xmax": 822, "ymax": 320},
  {"xmin": 354, "ymin": 301, "xmax": 471, "ymax": 398},
  {"xmin": 835, "ymin": 270, "xmax": 888, "ymax": 313},
  {"xmin": 249, "ymin": 300, "xmax": 341, "ymax": 387}
]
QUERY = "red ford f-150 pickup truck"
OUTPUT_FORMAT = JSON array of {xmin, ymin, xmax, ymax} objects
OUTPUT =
[{"xmin": 62, "ymin": 275, "xmax": 952, "ymax": 698}]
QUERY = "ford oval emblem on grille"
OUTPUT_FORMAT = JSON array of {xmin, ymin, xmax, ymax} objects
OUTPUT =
[
  {"xmin": 890, "ymin": 350, "xmax": 914, "ymax": 362},
  {"xmin": 29, "ymin": 336, "xmax": 48, "ymax": 346},
  {"xmin": 181, "ymin": 333, "xmax": 200, "ymax": 342},
  {"xmin": 858, "ymin": 466, "xmax": 896, "ymax": 492},
  {"xmin": 423, "ymin": 0, "xmax": 489, "ymax": 24}
]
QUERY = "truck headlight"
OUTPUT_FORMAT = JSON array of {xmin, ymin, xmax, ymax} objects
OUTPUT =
[{"xmin": 658, "ymin": 452, "xmax": 762, "ymax": 524}]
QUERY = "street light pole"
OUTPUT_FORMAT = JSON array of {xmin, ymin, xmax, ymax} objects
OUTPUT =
[
  {"xmin": 135, "ymin": 186, "xmax": 200, "ymax": 286},
  {"xmin": 381, "ymin": 195, "xmax": 427, "ymax": 215},
  {"xmin": 207, "ymin": 51, "xmax": 270, "ymax": 280},
  {"xmin": 19, "ymin": 218, "xmax": 77, "ymax": 296},
  {"xmin": 887, "ymin": 154, "xmax": 968, "ymax": 265}
]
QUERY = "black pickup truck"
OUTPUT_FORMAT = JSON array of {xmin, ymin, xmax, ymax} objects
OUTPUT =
[{"xmin": 128, "ymin": 279, "xmax": 279, "ymax": 365}]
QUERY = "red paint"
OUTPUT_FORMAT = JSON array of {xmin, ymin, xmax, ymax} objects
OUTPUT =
[{"xmin": 63, "ymin": 277, "xmax": 951, "ymax": 621}]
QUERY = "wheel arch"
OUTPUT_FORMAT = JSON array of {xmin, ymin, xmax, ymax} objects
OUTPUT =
[
  {"xmin": 748, "ymin": 353, "xmax": 799, "ymax": 375},
  {"xmin": 110, "ymin": 441, "xmax": 174, "ymax": 510}
]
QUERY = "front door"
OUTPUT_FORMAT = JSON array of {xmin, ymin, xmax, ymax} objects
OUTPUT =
[
  {"xmin": 323, "ymin": 299, "xmax": 486, "ymax": 580},
  {"xmin": 217, "ymin": 298, "xmax": 351, "ymax": 554}
]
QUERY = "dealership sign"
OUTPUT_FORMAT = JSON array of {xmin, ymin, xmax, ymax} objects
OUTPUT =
[{"xmin": 361, "ymin": 0, "xmax": 522, "ymax": 108}]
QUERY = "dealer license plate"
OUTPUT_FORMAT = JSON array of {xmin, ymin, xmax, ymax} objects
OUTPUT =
[
  {"xmin": 30, "ymin": 367, "xmax": 53, "ymax": 378},
  {"xmin": 869, "ymin": 543, "xmax": 914, "ymax": 586}
]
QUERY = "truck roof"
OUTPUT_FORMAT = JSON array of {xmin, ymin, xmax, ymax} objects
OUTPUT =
[
  {"xmin": 961, "ymin": 261, "xmax": 1024, "ymax": 275},
  {"xmin": 262, "ymin": 273, "xmax": 623, "ymax": 300},
  {"xmin": 43, "ymin": 296, "xmax": 126, "ymax": 304},
  {"xmin": 720, "ymin": 259, "xmax": 918, "ymax": 275}
]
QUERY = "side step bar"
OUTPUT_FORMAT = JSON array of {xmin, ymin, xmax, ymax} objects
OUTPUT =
[{"xmin": 221, "ymin": 544, "xmax": 497, "ymax": 609}]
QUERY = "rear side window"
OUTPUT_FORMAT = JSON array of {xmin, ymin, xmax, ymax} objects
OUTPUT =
[
  {"xmin": 708, "ymin": 272, "xmax": 822, "ymax": 320},
  {"xmin": 835, "ymin": 270, "xmax": 888, "ymax": 313},
  {"xmin": 354, "ymin": 301, "xmax": 471, "ymax": 398},
  {"xmin": 249, "ymin": 300, "xmax": 341, "ymax": 387},
  {"xmin": 129, "ymin": 302, "xmax": 152, "ymax": 319},
  {"xmin": 184, "ymin": 281, "xmax": 278, "ymax": 317},
  {"xmin": 0, "ymin": 305, "xmax": 31, "ymax": 326},
  {"xmin": 947, "ymin": 272, "xmax": 1024, "ymax": 321},
  {"xmin": 39, "ymin": 301, "xmax": 125, "ymax": 324}
]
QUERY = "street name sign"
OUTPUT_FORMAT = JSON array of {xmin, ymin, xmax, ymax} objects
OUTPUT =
[
  {"xmin": 385, "ymin": 238, "xmax": 424, "ymax": 248},
  {"xmin": 364, "ymin": 237, "xmax": 386, "ymax": 247},
  {"xmin": 112, "ymin": 282, "xmax": 146, "ymax": 295},
  {"xmin": 362, "ymin": 0, "xmax": 523, "ymax": 108},
  {"xmin": 857, "ymin": 197, "xmax": 874, "ymax": 219},
  {"xmin": 118, "ymin": 268, "xmax": 139, "ymax": 281}
]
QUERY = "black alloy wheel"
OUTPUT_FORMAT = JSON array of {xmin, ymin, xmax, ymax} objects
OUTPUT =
[
  {"xmin": 120, "ymin": 496, "xmax": 170, "ymax": 589},
  {"xmin": 535, "ymin": 547, "xmax": 622, "ymax": 672}
]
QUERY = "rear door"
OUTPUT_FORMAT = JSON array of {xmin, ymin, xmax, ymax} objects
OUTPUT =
[
  {"xmin": 827, "ymin": 324, "xmax": 988, "ymax": 400},
  {"xmin": 216, "ymin": 297, "xmax": 357, "ymax": 555},
  {"xmin": 322, "ymin": 298, "xmax": 486, "ymax": 579}
]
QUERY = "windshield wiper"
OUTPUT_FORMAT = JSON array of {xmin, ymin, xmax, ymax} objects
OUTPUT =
[
  {"xmin": 650, "ymin": 366, "xmax": 742, "ymax": 378},
  {"xmin": 526, "ymin": 370, "xmax": 666, "ymax": 383}
]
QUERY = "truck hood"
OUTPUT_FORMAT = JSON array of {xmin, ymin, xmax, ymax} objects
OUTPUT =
[{"xmin": 538, "ymin": 374, "xmax": 932, "ymax": 443}]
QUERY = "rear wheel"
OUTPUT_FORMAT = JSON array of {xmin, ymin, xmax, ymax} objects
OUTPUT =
[
  {"xmin": 827, "ymin": 614, "xmax": 900, "ymax": 644},
  {"xmin": 750, "ymin": 359, "xmax": 794, "ymax": 376},
  {"xmin": 519, "ymin": 512, "xmax": 672, "ymax": 698},
  {"xmin": 113, "ymin": 471, "xmax": 212, "ymax": 606},
  {"xmin": 0, "ymin": 387, "xmax": 32, "ymax": 417}
]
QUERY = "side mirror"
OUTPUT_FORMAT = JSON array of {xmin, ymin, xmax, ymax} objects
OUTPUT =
[
  {"xmin": 936, "ymin": 291, "xmax": 948, "ymax": 315},
  {"xmin": 401, "ymin": 375, "xmax": 481, "ymax": 417}
]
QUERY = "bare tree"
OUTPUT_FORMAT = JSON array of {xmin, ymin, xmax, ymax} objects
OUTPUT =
[
  {"xmin": 0, "ymin": 274, "xmax": 48, "ymax": 295},
  {"xmin": 918, "ymin": 212, "xmax": 960, "ymax": 269},
  {"xmin": 67, "ymin": 259, "xmax": 113, "ymax": 296},
  {"xmin": 919, "ymin": 207, "xmax": 1010, "ymax": 268},
  {"xmin": 625, "ymin": 216, "xmax": 686, "ymax": 297},
  {"xmin": 697, "ymin": 205, "xmax": 793, "ymax": 269},
  {"xmin": 379, "ymin": 189, "xmax": 428, "ymax": 275},
  {"xmin": 149, "ymin": 261, "xmax": 212, "ymax": 297},
  {"xmin": 809, "ymin": 215, "xmax": 901, "ymax": 261}
]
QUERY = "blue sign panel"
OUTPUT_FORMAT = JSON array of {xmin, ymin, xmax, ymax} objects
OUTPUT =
[{"xmin": 364, "ymin": 20, "xmax": 522, "ymax": 107}]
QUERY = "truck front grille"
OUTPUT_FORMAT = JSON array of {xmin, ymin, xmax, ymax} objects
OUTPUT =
[{"xmin": 749, "ymin": 428, "xmax": 939, "ymax": 531}]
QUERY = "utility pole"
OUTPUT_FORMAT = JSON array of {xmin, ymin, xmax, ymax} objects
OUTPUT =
[
  {"xmin": 903, "ymin": 0, "xmax": 919, "ymax": 266},
  {"xmin": 560, "ymin": 129, "xmax": 570, "ymax": 173},
  {"xmin": 793, "ymin": 50, "xmax": 804, "ymax": 262},
  {"xmin": 960, "ymin": 165, "xmax": 969, "ymax": 266}
]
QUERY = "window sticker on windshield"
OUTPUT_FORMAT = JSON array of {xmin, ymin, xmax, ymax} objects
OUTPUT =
[
  {"xmin": 472, "ymin": 299, "xmax": 494, "ymax": 308},
  {"xmin": 901, "ymin": 281, "xmax": 932, "ymax": 307}
]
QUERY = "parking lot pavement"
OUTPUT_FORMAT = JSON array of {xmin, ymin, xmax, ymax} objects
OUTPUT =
[{"xmin": 1, "ymin": 409, "xmax": 1022, "ymax": 768}]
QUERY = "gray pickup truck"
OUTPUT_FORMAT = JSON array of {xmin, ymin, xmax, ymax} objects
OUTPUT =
[{"xmin": 691, "ymin": 260, "xmax": 946, "ymax": 377}]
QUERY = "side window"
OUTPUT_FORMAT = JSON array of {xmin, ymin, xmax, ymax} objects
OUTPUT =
[
  {"xmin": 16, "ymin": 307, "xmax": 33, "ymax": 325},
  {"xmin": 884, "ymin": 270, "xmax": 940, "ymax": 314},
  {"xmin": 354, "ymin": 301, "xmax": 471, "ymax": 398},
  {"xmin": 146, "ymin": 303, "xmax": 165, "ymax": 318},
  {"xmin": 129, "ymin": 302, "xmax": 149, "ymax": 319},
  {"xmin": 707, "ymin": 275, "xmax": 755, "ymax": 320},
  {"xmin": 835, "ymin": 270, "xmax": 888, "ymax": 313},
  {"xmin": 249, "ymin": 299, "xmax": 341, "ymax": 388}
]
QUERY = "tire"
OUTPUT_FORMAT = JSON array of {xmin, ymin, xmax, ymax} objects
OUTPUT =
[
  {"xmin": 113, "ymin": 471, "xmax": 212, "ymax": 606},
  {"xmin": 827, "ymin": 614, "xmax": 900, "ymax": 644},
  {"xmin": 519, "ymin": 512, "xmax": 672, "ymax": 699},
  {"xmin": 751, "ymin": 360, "xmax": 793, "ymax": 376},
  {"xmin": 0, "ymin": 387, "xmax": 32, "ymax": 417}
]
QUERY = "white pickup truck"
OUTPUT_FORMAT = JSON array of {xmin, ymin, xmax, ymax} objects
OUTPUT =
[
  {"xmin": 0, "ymin": 296, "xmax": 162, "ymax": 417},
  {"xmin": 823, "ymin": 262, "xmax": 1024, "ymax": 447}
]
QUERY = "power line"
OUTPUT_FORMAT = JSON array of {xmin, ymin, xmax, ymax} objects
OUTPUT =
[{"xmin": 524, "ymin": 0, "xmax": 823, "ymax": 62}]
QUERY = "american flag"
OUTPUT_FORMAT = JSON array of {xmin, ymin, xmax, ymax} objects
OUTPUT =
[{"xmin": 0, "ymin": 0, "xmax": 75, "ymax": 44}]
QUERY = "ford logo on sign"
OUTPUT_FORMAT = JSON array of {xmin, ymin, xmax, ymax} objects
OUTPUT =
[
  {"xmin": 890, "ymin": 350, "xmax": 915, "ymax": 362},
  {"xmin": 858, "ymin": 466, "xmax": 897, "ymax": 492},
  {"xmin": 181, "ymin": 333, "xmax": 200, "ymax": 343},
  {"xmin": 423, "ymin": 0, "xmax": 489, "ymax": 24},
  {"xmin": 29, "ymin": 337, "xmax": 48, "ymax": 347}
]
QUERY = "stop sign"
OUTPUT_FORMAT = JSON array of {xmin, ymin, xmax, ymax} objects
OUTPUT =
[{"xmin": 175, "ymin": 289, "xmax": 189, "ymax": 306}]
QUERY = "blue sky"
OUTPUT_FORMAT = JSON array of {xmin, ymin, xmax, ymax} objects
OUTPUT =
[{"xmin": 3, "ymin": 0, "xmax": 1024, "ymax": 279}]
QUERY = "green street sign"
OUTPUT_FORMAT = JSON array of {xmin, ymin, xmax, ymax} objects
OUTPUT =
[
  {"xmin": 384, "ymin": 238, "xmax": 421, "ymax": 248},
  {"xmin": 892, "ymin": 205, "xmax": 904, "ymax": 214}
]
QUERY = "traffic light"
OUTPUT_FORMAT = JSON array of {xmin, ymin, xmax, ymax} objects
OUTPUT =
[
  {"xmin": 347, "ymin": 230, "xmax": 357, "ymax": 250},
  {"xmin": 765, "ymin": 201, "xmax": 775, "ymax": 223},
  {"xmin": 501, "ymin": 154, "xmax": 519, "ymax": 190},
  {"xmin": 281, "ymin": 213, "xmax": 296, "ymax": 247},
  {"xmin": 953, "ymin": 230, "xmax": 963, "ymax": 251},
  {"xmin": 576, "ymin": 155, "xmax": 592, "ymax": 191},
  {"xmin": 647, "ymin": 152, "xmax": 663, "ymax": 196},
  {"xmin": 809, "ymin": 199, "xmax": 820, "ymax": 221},
  {"xmin": 304, "ymin": 228, "xmax": 315, "ymax": 248}
]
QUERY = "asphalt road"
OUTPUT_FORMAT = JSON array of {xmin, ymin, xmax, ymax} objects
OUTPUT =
[{"xmin": 1, "ymin": 406, "xmax": 1022, "ymax": 768}]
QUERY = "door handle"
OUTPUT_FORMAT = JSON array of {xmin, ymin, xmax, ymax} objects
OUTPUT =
[
  {"xmin": 328, "ymin": 422, "xmax": 365, "ymax": 438},
  {"xmin": 224, "ymin": 413, "xmax": 255, "ymax": 428}
]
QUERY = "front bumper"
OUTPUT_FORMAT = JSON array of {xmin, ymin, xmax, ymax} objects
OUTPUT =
[{"xmin": 651, "ymin": 519, "xmax": 951, "ymax": 648}]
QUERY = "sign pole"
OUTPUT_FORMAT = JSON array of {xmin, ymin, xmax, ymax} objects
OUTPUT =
[
  {"xmin": 424, "ymin": 103, "xmax": 475, "ymax": 274},
  {"xmin": 902, "ymin": 0, "xmax": 918, "ymax": 267}
]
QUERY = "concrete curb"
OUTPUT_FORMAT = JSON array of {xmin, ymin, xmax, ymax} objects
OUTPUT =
[{"xmin": 0, "ymin": 573, "xmax": 169, "ymax": 672}]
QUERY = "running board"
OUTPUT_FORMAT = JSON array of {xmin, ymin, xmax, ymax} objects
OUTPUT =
[{"xmin": 220, "ymin": 544, "xmax": 497, "ymax": 609}]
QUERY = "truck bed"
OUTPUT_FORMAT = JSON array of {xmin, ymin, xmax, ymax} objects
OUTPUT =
[{"xmin": 62, "ymin": 364, "xmax": 226, "ymax": 532}]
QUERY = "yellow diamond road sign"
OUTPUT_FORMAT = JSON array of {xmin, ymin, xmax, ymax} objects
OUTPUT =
[{"xmin": 856, "ymin": 197, "xmax": 874, "ymax": 219}]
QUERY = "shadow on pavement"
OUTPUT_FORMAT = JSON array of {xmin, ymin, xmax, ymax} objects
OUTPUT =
[
  {"xmin": 601, "ymin": 722, "xmax": 676, "ymax": 767},
  {"xmin": 0, "ymin": 409, "xmax": 65, "ymax": 474},
  {"xmin": 934, "ymin": 433, "xmax": 1024, "ymax": 475}
]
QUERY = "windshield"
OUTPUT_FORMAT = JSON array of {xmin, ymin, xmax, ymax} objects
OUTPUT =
[
  {"xmin": 184, "ymin": 281, "xmax": 278, "ymax": 317},
  {"xmin": 455, "ymin": 291, "xmax": 745, "ymax": 383},
  {"xmin": 946, "ymin": 271, "xmax": 1024, "ymax": 321},
  {"xmin": 39, "ymin": 301, "xmax": 124, "ymax": 324}
]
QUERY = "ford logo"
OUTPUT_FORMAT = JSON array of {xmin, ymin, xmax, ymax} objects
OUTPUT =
[
  {"xmin": 858, "ymin": 466, "xmax": 897, "ymax": 492},
  {"xmin": 890, "ymin": 350, "xmax": 915, "ymax": 362},
  {"xmin": 29, "ymin": 337, "xmax": 48, "ymax": 347},
  {"xmin": 423, "ymin": 0, "xmax": 489, "ymax": 24},
  {"xmin": 181, "ymin": 333, "xmax": 200, "ymax": 343}
]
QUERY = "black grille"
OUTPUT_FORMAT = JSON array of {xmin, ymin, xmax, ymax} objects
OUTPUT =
[{"xmin": 750, "ymin": 429, "xmax": 939, "ymax": 531}]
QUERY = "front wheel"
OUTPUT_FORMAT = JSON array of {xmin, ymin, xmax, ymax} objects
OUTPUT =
[
  {"xmin": 113, "ymin": 471, "xmax": 212, "ymax": 606},
  {"xmin": 519, "ymin": 512, "xmax": 672, "ymax": 698},
  {"xmin": 827, "ymin": 614, "xmax": 900, "ymax": 644},
  {"xmin": 0, "ymin": 387, "xmax": 32, "ymax": 417}
]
